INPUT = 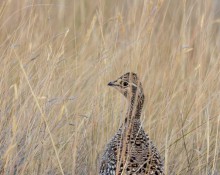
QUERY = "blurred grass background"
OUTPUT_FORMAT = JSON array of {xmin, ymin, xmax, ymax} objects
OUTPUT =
[{"xmin": 0, "ymin": 0, "xmax": 220, "ymax": 174}]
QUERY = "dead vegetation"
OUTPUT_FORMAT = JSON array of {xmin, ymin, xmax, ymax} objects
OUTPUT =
[{"xmin": 0, "ymin": 0, "xmax": 220, "ymax": 174}]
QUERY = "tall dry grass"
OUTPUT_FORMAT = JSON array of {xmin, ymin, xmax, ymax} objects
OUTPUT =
[{"xmin": 0, "ymin": 0, "xmax": 220, "ymax": 174}]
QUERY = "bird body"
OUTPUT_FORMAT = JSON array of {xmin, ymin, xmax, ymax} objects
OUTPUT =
[{"xmin": 99, "ymin": 72, "xmax": 164, "ymax": 175}]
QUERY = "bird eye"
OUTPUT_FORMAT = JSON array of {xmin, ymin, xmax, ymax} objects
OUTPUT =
[{"xmin": 123, "ymin": 81, "xmax": 128, "ymax": 87}]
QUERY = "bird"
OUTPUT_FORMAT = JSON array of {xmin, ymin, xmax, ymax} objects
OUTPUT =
[{"xmin": 99, "ymin": 72, "xmax": 164, "ymax": 175}]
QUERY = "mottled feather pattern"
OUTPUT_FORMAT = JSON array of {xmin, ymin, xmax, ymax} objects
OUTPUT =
[{"xmin": 99, "ymin": 73, "xmax": 164, "ymax": 175}]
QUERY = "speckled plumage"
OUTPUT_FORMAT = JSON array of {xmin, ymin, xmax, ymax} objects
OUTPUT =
[{"xmin": 99, "ymin": 72, "xmax": 164, "ymax": 175}]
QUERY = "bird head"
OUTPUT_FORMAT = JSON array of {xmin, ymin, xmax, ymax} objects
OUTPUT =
[{"xmin": 108, "ymin": 72, "xmax": 143, "ymax": 99}]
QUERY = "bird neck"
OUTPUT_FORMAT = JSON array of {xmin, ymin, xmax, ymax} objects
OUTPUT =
[{"xmin": 125, "ymin": 92, "xmax": 145, "ymax": 123}]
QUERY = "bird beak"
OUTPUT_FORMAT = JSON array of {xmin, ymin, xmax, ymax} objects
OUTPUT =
[
  {"xmin": 108, "ymin": 81, "xmax": 115, "ymax": 86},
  {"xmin": 108, "ymin": 79, "xmax": 120, "ymax": 87}
]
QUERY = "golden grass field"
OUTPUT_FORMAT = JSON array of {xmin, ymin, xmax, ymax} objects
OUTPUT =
[{"xmin": 0, "ymin": 0, "xmax": 220, "ymax": 174}]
